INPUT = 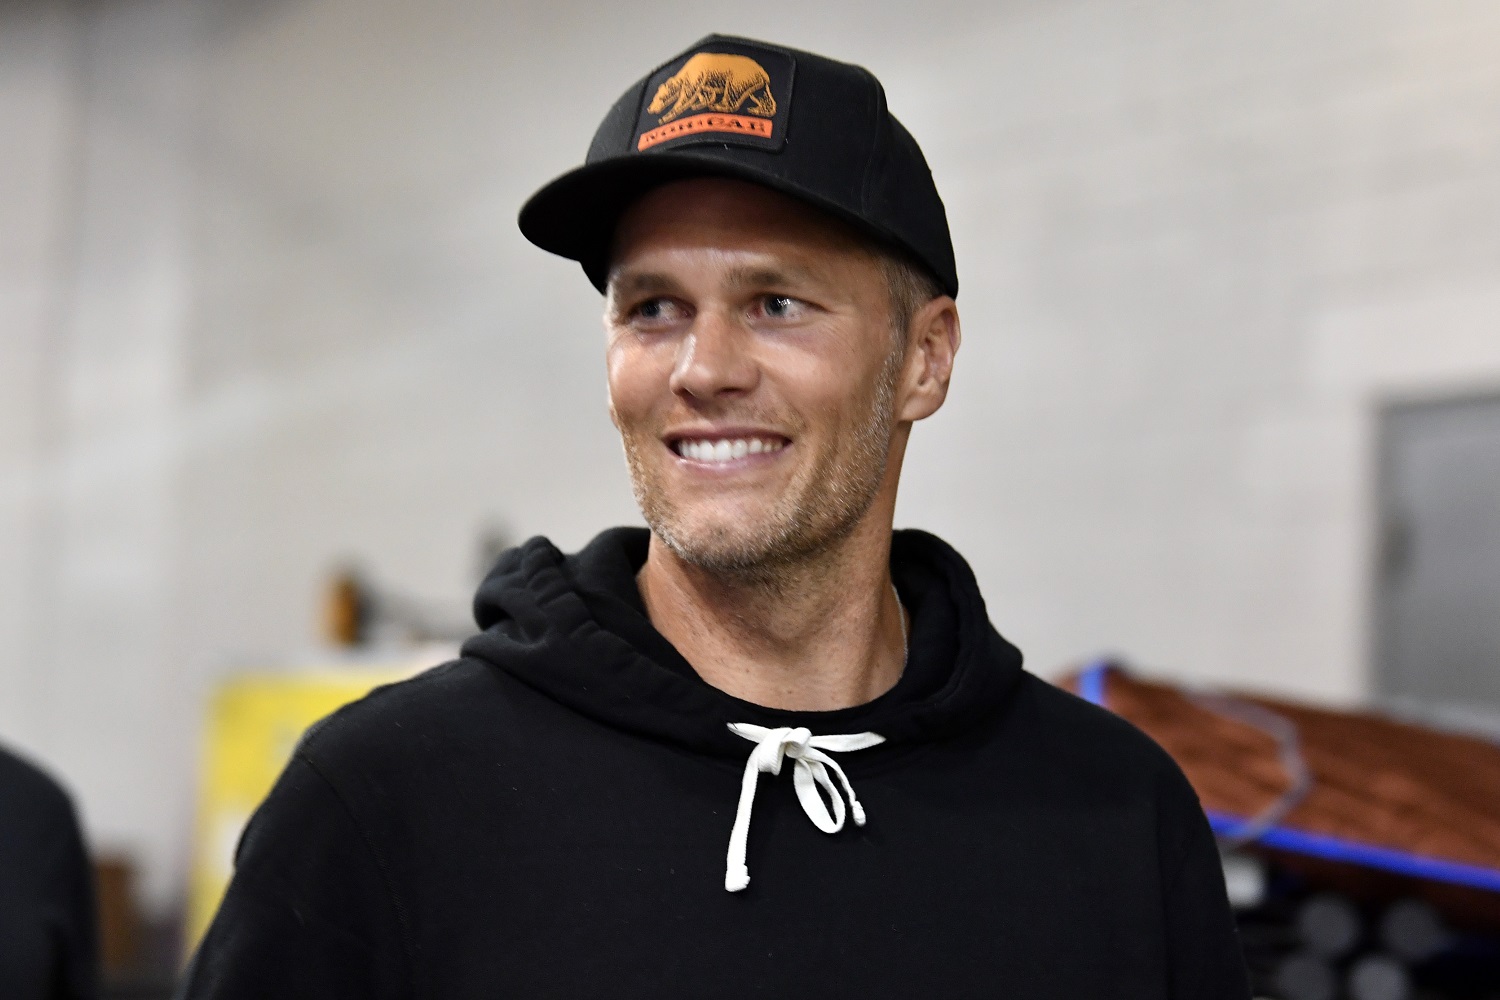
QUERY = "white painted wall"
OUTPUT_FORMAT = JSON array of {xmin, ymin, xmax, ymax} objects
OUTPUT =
[{"xmin": 4, "ymin": 0, "xmax": 1500, "ymax": 915}]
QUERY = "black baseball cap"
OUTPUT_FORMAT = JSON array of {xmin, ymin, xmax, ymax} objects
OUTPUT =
[{"xmin": 518, "ymin": 34, "xmax": 958, "ymax": 298}]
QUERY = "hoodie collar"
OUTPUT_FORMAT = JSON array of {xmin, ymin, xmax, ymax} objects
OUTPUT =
[{"xmin": 463, "ymin": 527, "xmax": 1023, "ymax": 759}]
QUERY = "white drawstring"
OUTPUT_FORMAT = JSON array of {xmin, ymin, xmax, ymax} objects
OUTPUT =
[{"xmin": 723, "ymin": 723, "xmax": 885, "ymax": 892}]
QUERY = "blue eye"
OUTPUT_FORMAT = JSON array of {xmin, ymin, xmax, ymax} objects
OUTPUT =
[
  {"xmin": 763, "ymin": 295, "xmax": 797, "ymax": 317},
  {"xmin": 629, "ymin": 297, "xmax": 685, "ymax": 324}
]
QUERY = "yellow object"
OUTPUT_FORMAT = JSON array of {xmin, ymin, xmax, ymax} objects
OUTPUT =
[{"xmin": 184, "ymin": 663, "xmax": 427, "ymax": 953}]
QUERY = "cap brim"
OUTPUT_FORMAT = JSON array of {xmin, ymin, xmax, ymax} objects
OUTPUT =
[{"xmin": 518, "ymin": 152, "xmax": 923, "ymax": 294}]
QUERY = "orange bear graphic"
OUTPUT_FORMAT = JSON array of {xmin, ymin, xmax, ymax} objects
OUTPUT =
[{"xmin": 648, "ymin": 53, "xmax": 777, "ymax": 125}]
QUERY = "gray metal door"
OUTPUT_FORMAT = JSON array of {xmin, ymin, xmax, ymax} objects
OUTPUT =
[{"xmin": 1377, "ymin": 394, "xmax": 1500, "ymax": 711}]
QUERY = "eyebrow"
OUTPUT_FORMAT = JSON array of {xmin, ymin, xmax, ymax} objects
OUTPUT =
[
  {"xmin": 609, "ymin": 261, "xmax": 821, "ymax": 298},
  {"xmin": 721, "ymin": 263, "xmax": 819, "ymax": 290},
  {"xmin": 607, "ymin": 271, "xmax": 682, "ymax": 299}
]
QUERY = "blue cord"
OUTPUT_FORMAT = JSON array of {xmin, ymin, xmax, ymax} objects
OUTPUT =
[
  {"xmin": 1076, "ymin": 661, "xmax": 1500, "ymax": 894},
  {"xmin": 1078, "ymin": 661, "xmax": 1110, "ymax": 707},
  {"xmin": 1206, "ymin": 810, "xmax": 1500, "ymax": 894}
]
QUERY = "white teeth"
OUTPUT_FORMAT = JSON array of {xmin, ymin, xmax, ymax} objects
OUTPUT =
[{"xmin": 675, "ymin": 436, "xmax": 786, "ymax": 463}]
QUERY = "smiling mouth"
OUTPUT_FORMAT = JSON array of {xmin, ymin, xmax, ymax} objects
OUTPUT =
[{"xmin": 669, "ymin": 436, "xmax": 789, "ymax": 464}]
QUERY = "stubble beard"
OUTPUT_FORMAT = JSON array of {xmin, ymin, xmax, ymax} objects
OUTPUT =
[{"xmin": 620, "ymin": 351, "xmax": 903, "ymax": 583}]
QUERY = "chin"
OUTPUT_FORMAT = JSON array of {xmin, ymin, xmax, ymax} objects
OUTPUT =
[
  {"xmin": 622, "ymin": 427, "xmax": 890, "ymax": 576},
  {"xmin": 652, "ymin": 511, "xmax": 796, "ymax": 573}
]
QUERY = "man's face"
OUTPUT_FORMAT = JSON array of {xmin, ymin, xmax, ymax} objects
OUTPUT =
[{"xmin": 605, "ymin": 178, "xmax": 905, "ymax": 574}]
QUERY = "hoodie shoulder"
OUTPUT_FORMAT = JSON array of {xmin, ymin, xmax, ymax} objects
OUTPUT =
[
  {"xmin": 0, "ymin": 745, "xmax": 84, "ymax": 853},
  {"xmin": 0, "ymin": 745, "xmax": 74, "ymax": 818},
  {"xmin": 998, "ymin": 675, "xmax": 1216, "ymax": 884},
  {"xmin": 1007, "ymin": 673, "xmax": 1203, "ymax": 799},
  {"xmin": 293, "ymin": 658, "xmax": 522, "ymax": 775}
]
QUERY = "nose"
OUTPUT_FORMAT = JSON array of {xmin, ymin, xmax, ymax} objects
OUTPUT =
[{"xmin": 669, "ymin": 308, "xmax": 759, "ymax": 402}]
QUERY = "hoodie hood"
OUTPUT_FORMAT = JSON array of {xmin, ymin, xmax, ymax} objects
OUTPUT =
[{"xmin": 461, "ymin": 527, "xmax": 1023, "ymax": 759}]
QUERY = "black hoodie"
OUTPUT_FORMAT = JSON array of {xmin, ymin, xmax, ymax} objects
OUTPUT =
[{"xmin": 181, "ymin": 528, "xmax": 1249, "ymax": 998}]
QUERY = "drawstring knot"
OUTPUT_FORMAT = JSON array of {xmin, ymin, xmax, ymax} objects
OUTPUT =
[{"xmin": 723, "ymin": 722, "xmax": 885, "ymax": 892}]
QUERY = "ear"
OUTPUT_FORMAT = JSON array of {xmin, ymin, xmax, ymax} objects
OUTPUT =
[{"xmin": 896, "ymin": 296, "xmax": 961, "ymax": 422}]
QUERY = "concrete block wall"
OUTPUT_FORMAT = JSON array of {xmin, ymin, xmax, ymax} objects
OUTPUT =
[{"xmin": 3, "ymin": 0, "xmax": 1500, "ymax": 914}]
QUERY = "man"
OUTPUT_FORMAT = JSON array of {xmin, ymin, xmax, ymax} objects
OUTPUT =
[{"xmin": 181, "ymin": 35, "xmax": 1249, "ymax": 997}]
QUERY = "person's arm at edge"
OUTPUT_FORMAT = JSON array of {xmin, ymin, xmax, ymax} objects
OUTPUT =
[{"xmin": 54, "ymin": 792, "xmax": 99, "ymax": 1000}]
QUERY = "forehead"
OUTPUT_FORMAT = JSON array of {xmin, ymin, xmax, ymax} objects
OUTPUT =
[{"xmin": 608, "ymin": 178, "xmax": 876, "ymax": 280}]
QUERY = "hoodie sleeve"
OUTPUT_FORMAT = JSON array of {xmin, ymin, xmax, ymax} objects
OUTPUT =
[
  {"xmin": 1158, "ymin": 771, "xmax": 1252, "ymax": 1000},
  {"xmin": 177, "ymin": 754, "xmax": 412, "ymax": 1000},
  {"xmin": 0, "ymin": 754, "xmax": 100, "ymax": 1000},
  {"xmin": 46, "ymin": 789, "xmax": 101, "ymax": 1000}
]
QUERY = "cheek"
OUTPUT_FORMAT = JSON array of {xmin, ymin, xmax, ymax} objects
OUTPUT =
[
  {"xmin": 605, "ymin": 341, "xmax": 666, "ymax": 428},
  {"xmin": 766, "ymin": 339, "xmax": 886, "ymax": 429}
]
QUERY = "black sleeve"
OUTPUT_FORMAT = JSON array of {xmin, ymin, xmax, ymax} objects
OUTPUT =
[
  {"xmin": 177, "ymin": 755, "xmax": 412, "ymax": 1000},
  {"xmin": 45, "ymin": 794, "xmax": 100, "ymax": 1000},
  {"xmin": 0, "ymin": 750, "xmax": 99, "ymax": 1000},
  {"xmin": 1159, "ymin": 775, "xmax": 1252, "ymax": 1000}
]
